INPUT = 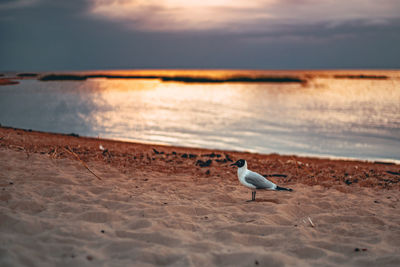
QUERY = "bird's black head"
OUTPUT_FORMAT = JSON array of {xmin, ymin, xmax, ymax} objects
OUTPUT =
[{"xmin": 231, "ymin": 159, "xmax": 246, "ymax": 168}]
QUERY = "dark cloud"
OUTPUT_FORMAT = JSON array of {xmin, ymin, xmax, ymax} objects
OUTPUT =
[{"xmin": 0, "ymin": 0, "xmax": 399, "ymax": 71}]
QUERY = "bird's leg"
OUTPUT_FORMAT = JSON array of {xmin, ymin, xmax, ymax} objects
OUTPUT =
[{"xmin": 247, "ymin": 191, "xmax": 257, "ymax": 202}]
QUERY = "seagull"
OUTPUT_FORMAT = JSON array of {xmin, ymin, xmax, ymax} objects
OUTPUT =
[{"xmin": 231, "ymin": 159, "xmax": 293, "ymax": 201}]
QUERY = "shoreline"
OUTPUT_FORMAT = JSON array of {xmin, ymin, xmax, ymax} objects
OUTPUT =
[
  {"xmin": 1, "ymin": 126, "xmax": 399, "ymax": 190},
  {"xmin": 1, "ymin": 125, "xmax": 399, "ymax": 165}
]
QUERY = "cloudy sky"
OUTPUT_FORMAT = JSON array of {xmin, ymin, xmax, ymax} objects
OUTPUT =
[{"xmin": 1, "ymin": 0, "xmax": 399, "ymax": 71}]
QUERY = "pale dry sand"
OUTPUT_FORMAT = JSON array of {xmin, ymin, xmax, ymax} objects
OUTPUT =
[{"xmin": 0, "ymin": 128, "xmax": 400, "ymax": 266}]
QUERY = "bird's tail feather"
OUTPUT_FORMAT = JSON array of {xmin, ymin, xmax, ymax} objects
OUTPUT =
[{"xmin": 275, "ymin": 186, "xmax": 293, "ymax": 192}]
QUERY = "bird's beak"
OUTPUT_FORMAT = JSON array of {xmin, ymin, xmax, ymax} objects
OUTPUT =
[{"xmin": 230, "ymin": 162, "xmax": 238, "ymax": 167}]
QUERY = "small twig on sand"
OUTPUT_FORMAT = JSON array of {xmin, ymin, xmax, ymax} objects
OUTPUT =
[
  {"xmin": 64, "ymin": 146, "xmax": 102, "ymax": 180},
  {"xmin": 308, "ymin": 217, "xmax": 315, "ymax": 227},
  {"xmin": 9, "ymin": 145, "xmax": 25, "ymax": 150}
]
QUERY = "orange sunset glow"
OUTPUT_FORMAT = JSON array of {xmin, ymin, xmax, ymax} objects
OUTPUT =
[
  {"xmin": 88, "ymin": 0, "xmax": 400, "ymax": 32},
  {"xmin": 1, "ymin": 1, "xmax": 400, "ymax": 266}
]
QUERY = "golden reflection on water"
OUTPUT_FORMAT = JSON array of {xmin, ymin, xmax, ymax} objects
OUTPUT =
[
  {"xmin": 81, "ymin": 72, "xmax": 400, "ymax": 160},
  {"xmin": 88, "ymin": 79, "xmax": 244, "ymax": 145}
]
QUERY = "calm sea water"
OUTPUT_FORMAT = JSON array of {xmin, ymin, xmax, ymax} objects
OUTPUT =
[{"xmin": 1, "ymin": 70, "xmax": 399, "ymax": 162}]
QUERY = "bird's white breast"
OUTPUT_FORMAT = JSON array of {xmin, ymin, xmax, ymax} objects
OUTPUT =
[{"xmin": 237, "ymin": 167, "xmax": 256, "ymax": 189}]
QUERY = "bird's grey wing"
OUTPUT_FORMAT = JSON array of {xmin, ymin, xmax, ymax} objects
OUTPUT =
[{"xmin": 245, "ymin": 171, "xmax": 276, "ymax": 189}]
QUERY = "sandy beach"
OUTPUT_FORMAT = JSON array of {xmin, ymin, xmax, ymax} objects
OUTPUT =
[{"xmin": 1, "ymin": 126, "xmax": 399, "ymax": 266}]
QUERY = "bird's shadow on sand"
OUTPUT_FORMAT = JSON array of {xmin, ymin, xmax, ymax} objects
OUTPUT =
[{"xmin": 247, "ymin": 199, "xmax": 281, "ymax": 204}]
